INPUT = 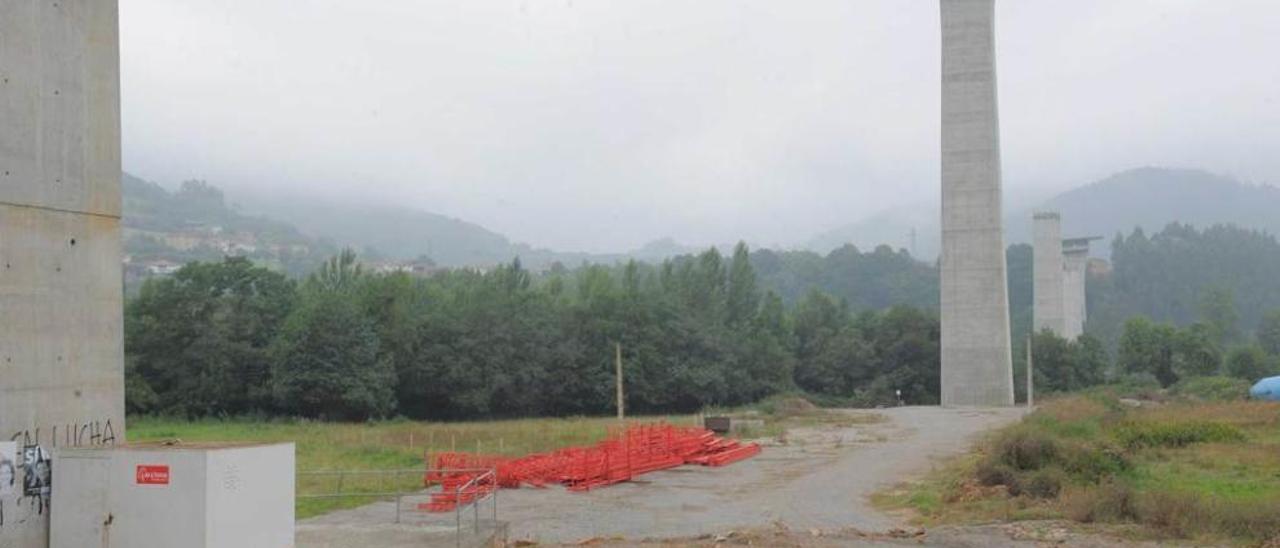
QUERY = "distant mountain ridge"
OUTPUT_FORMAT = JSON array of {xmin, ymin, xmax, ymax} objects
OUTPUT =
[
  {"xmin": 121, "ymin": 174, "xmax": 339, "ymax": 279},
  {"xmin": 807, "ymin": 167, "xmax": 1280, "ymax": 259},
  {"xmin": 125, "ymin": 166, "xmax": 1275, "ymax": 275},
  {"xmin": 1041, "ymin": 167, "xmax": 1280, "ymax": 249},
  {"xmin": 123, "ymin": 174, "xmax": 710, "ymax": 271}
]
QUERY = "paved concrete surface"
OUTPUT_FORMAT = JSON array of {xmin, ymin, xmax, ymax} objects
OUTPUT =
[{"xmin": 299, "ymin": 406, "xmax": 1025, "ymax": 546}]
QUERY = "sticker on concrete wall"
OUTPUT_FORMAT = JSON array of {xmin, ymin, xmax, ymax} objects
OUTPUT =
[
  {"xmin": 136, "ymin": 464, "xmax": 170, "ymax": 485},
  {"xmin": 21, "ymin": 446, "xmax": 51, "ymax": 500}
]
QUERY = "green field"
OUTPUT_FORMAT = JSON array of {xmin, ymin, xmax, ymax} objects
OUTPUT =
[
  {"xmin": 875, "ymin": 392, "xmax": 1280, "ymax": 543},
  {"xmin": 129, "ymin": 414, "xmax": 697, "ymax": 517}
]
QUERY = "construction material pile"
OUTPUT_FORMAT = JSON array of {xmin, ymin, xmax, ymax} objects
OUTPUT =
[{"xmin": 422, "ymin": 422, "xmax": 761, "ymax": 512}]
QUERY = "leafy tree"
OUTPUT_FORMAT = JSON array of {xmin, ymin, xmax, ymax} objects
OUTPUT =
[
  {"xmin": 1031, "ymin": 330, "xmax": 1074, "ymax": 393},
  {"xmin": 270, "ymin": 291, "xmax": 395, "ymax": 420},
  {"xmin": 1071, "ymin": 334, "xmax": 1109, "ymax": 388},
  {"xmin": 1173, "ymin": 323, "xmax": 1222, "ymax": 378},
  {"xmin": 1225, "ymin": 345, "xmax": 1274, "ymax": 382},
  {"xmin": 1026, "ymin": 330, "xmax": 1106, "ymax": 394},
  {"xmin": 125, "ymin": 257, "xmax": 295, "ymax": 416},
  {"xmin": 310, "ymin": 248, "xmax": 365, "ymax": 293},
  {"xmin": 1257, "ymin": 310, "xmax": 1280, "ymax": 356},
  {"xmin": 726, "ymin": 242, "xmax": 760, "ymax": 327},
  {"xmin": 1006, "ymin": 243, "xmax": 1034, "ymax": 345},
  {"xmin": 1118, "ymin": 316, "xmax": 1179, "ymax": 387},
  {"xmin": 1198, "ymin": 286, "xmax": 1240, "ymax": 345},
  {"xmin": 865, "ymin": 306, "xmax": 940, "ymax": 405}
]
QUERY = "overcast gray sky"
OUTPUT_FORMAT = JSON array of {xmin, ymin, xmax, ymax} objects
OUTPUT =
[{"xmin": 119, "ymin": 0, "xmax": 1280, "ymax": 253}]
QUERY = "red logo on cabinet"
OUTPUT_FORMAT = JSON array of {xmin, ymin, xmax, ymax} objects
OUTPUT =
[{"xmin": 136, "ymin": 464, "xmax": 170, "ymax": 485}]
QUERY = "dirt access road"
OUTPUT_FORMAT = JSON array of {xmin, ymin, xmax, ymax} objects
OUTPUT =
[
  {"xmin": 297, "ymin": 406, "xmax": 1026, "ymax": 547},
  {"xmin": 497, "ymin": 406, "xmax": 1025, "ymax": 543}
]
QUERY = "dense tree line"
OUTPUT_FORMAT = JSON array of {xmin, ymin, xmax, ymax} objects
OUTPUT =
[
  {"xmin": 125, "ymin": 223, "xmax": 1280, "ymax": 420},
  {"xmin": 748, "ymin": 245, "xmax": 938, "ymax": 310},
  {"xmin": 1087, "ymin": 223, "xmax": 1280, "ymax": 345},
  {"xmin": 125, "ymin": 245, "xmax": 944, "ymax": 420},
  {"xmin": 1113, "ymin": 314, "xmax": 1280, "ymax": 388}
]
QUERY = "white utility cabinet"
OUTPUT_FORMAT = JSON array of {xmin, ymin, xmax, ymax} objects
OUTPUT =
[{"xmin": 50, "ymin": 442, "xmax": 294, "ymax": 548}]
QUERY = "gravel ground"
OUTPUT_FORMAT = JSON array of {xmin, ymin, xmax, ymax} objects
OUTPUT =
[
  {"xmin": 496, "ymin": 406, "xmax": 1026, "ymax": 543},
  {"xmin": 298, "ymin": 406, "xmax": 1027, "ymax": 546}
]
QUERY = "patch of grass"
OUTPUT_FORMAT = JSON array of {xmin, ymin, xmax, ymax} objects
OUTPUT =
[
  {"xmin": 1058, "ymin": 440, "xmax": 1129, "ymax": 483},
  {"xmin": 129, "ymin": 413, "xmax": 696, "ymax": 518},
  {"xmin": 873, "ymin": 394, "xmax": 1280, "ymax": 543},
  {"xmin": 1022, "ymin": 467, "xmax": 1066, "ymax": 499},
  {"xmin": 1113, "ymin": 421, "xmax": 1246, "ymax": 449},
  {"xmin": 993, "ymin": 427, "xmax": 1059, "ymax": 470},
  {"xmin": 1171, "ymin": 376, "xmax": 1252, "ymax": 402},
  {"xmin": 1059, "ymin": 482, "xmax": 1138, "ymax": 524},
  {"xmin": 1131, "ymin": 452, "xmax": 1280, "ymax": 502}
]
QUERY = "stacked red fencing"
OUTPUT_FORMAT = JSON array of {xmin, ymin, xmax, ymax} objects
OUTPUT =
[{"xmin": 420, "ymin": 422, "xmax": 761, "ymax": 512}]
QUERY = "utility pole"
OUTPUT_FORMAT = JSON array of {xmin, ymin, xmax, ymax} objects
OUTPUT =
[
  {"xmin": 1026, "ymin": 335, "xmax": 1034, "ymax": 408},
  {"xmin": 615, "ymin": 342, "xmax": 625, "ymax": 421}
]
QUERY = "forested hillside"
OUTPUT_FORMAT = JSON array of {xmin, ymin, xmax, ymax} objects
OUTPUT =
[
  {"xmin": 749, "ymin": 245, "xmax": 937, "ymax": 309},
  {"xmin": 122, "ymin": 174, "xmax": 338, "ymax": 278},
  {"xmin": 809, "ymin": 167, "xmax": 1280, "ymax": 260},
  {"xmin": 241, "ymin": 194, "xmax": 616, "ymax": 269},
  {"xmin": 1086, "ymin": 223, "xmax": 1280, "ymax": 348},
  {"xmin": 1045, "ymin": 168, "xmax": 1280, "ymax": 255}
]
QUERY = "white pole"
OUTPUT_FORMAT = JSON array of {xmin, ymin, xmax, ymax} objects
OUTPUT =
[
  {"xmin": 615, "ymin": 342, "xmax": 625, "ymax": 421},
  {"xmin": 1026, "ymin": 335, "xmax": 1034, "ymax": 408}
]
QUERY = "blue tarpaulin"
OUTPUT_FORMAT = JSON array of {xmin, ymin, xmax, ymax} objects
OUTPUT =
[{"xmin": 1250, "ymin": 376, "xmax": 1280, "ymax": 401}]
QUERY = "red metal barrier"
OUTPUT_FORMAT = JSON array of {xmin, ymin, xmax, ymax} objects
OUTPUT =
[{"xmin": 420, "ymin": 422, "xmax": 760, "ymax": 511}]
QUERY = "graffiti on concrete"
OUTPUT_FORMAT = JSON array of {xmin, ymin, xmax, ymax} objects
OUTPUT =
[
  {"xmin": 2, "ymin": 418, "xmax": 117, "ymax": 532},
  {"xmin": 0, "ymin": 441, "xmax": 16, "ymax": 527},
  {"xmin": 9, "ymin": 418, "xmax": 118, "ymax": 449}
]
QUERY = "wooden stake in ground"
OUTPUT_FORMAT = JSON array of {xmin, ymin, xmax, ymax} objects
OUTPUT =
[
  {"xmin": 1026, "ymin": 335, "xmax": 1034, "ymax": 408},
  {"xmin": 615, "ymin": 342, "xmax": 625, "ymax": 421}
]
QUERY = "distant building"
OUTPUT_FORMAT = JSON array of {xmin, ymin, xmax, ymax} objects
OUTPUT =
[
  {"xmin": 369, "ymin": 260, "xmax": 441, "ymax": 278},
  {"xmin": 145, "ymin": 259, "xmax": 182, "ymax": 276},
  {"xmin": 162, "ymin": 231, "xmax": 203, "ymax": 251}
]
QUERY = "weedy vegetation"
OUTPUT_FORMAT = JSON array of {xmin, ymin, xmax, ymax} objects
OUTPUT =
[{"xmin": 875, "ymin": 391, "xmax": 1280, "ymax": 544}]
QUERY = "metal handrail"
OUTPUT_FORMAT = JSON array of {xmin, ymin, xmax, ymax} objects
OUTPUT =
[
  {"xmin": 452, "ymin": 469, "xmax": 498, "ymax": 548},
  {"xmin": 300, "ymin": 467, "xmax": 494, "ymax": 475}
]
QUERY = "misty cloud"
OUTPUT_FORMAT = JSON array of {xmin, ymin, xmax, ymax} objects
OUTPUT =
[{"xmin": 120, "ymin": 0, "xmax": 1280, "ymax": 252}]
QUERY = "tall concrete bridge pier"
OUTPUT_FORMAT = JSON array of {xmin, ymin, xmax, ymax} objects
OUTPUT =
[
  {"xmin": 939, "ymin": 0, "xmax": 1015, "ymax": 406},
  {"xmin": 1032, "ymin": 211, "xmax": 1099, "ymax": 341},
  {"xmin": 1060, "ymin": 236, "xmax": 1099, "ymax": 339},
  {"xmin": 1033, "ymin": 212, "xmax": 1066, "ymax": 335},
  {"xmin": 1, "ymin": 1, "xmax": 125, "ymax": 546}
]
